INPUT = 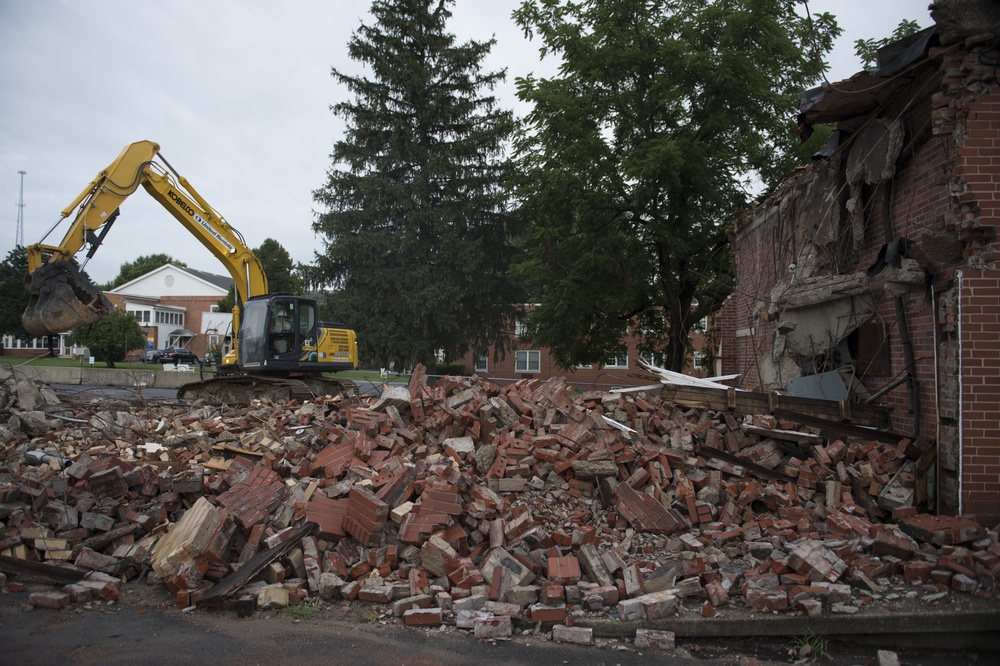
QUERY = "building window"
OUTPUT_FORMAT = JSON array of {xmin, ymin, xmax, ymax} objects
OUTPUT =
[
  {"xmin": 474, "ymin": 355, "xmax": 488, "ymax": 373},
  {"xmin": 575, "ymin": 362, "xmax": 594, "ymax": 369},
  {"xmin": 514, "ymin": 316, "xmax": 529, "ymax": 339},
  {"xmin": 692, "ymin": 317, "xmax": 708, "ymax": 334},
  {"xmin": 640, "ymin": 351, "xmax": 665, "ymax": 367},
  {"xmin": 604, "ymin": 352, "xmax": 628, "ymax": 369},
  {"xmin": 693, "ymin": 351, "xmax": 709, "ymax": 369},
  {"xmin": 515, "ymin": 350, "xmax": 541, "ymax": 373}
]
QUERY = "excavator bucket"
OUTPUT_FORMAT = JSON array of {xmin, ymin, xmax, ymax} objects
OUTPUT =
[{"xmin": 22, "ymin": 260, "xmax": 113, "ymax": 337}]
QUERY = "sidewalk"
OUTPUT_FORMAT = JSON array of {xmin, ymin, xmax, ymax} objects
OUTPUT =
[{"xmin": 580, "ymin": 605, "xmax": 1000, "ymax": 650}]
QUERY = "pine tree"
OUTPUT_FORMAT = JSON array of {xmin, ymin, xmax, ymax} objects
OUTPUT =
[{"xmin": 312, "ymin": 0, "xmax": 522, "ymax": 370}]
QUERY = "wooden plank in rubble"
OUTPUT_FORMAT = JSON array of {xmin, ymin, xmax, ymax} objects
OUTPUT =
[
  {"xmin": 657, "ymin": 384, "xmax": 889, "ymax": 429},
  {"xmin": 196, "ymin": 523, "xmax": 315, "ymax": 607}
]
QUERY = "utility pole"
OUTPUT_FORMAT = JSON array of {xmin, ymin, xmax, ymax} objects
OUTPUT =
[{"xmin": 16, "ymin": 170, "xmax": 26, "ymax": 247}]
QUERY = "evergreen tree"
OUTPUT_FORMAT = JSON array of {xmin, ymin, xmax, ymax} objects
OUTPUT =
[
  {"xmin": 312, "ymin": 0, "xmax": 522, "ymax": 370},
  {"xmin": 512, "ymin": 0, "xmax": 839, "ymax": 371}
]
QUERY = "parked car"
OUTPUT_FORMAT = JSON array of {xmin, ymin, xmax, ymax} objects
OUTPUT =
[
  {"xmin": 159, "ymin": 346, "xmax": 200, "ymax": 365},
  {"xmin": 142, "ymin": 348, "xmax": 164, "ymax": 363}
]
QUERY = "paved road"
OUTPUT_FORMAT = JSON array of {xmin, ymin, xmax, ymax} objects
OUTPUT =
[
  {"xmin": 1, "ymin": 583, "xmax": 993, "ymax": 666},
  {"xmin": 0, "ymin": 585, "xmax": 698, "ymax": 666}
]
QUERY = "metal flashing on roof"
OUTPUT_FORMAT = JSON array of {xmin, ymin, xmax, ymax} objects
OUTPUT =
[{"xmin": 797, "ymin": 26, "xmax": 939, "ymax": 129}]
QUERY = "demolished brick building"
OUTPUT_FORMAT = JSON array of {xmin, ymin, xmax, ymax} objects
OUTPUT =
[{"xmin": 715, "ymin": 0, "xmax": 1000, "ymax": 525}]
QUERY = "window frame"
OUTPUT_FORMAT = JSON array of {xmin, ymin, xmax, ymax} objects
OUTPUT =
[
  {"xmin": 603, "ymin": 352, "xmax": 628, "ymax": 369},
  {"xmin": 515, "ymin": 349, "xmax": 541, "ymax": 373}
]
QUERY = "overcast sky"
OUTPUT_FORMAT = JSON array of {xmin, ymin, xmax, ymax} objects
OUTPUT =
[{"xmin": 0, "ymin": 0, "xmax": 930, "ymax": 285}]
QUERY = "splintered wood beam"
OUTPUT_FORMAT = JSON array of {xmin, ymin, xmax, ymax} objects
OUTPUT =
[
  {"xmin": 771, "ymin": 410, "xmax": 906, "ymax": 444},
  {"xmin": 657, "ymin": 384, "xmax": 889, "ymax": 428},
  {"xmin": 700, "ymin": 447, "xmax": 795, "ymax": 483},
  {"xmin": 197, "ymin": 523, "xmax": 315, "ymax": 607},
  {"xmin": 0, "ymin": 555, "xmax": 88, "ymax": 584}
]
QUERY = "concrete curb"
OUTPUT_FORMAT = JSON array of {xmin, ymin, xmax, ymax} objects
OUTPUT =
[
  {"xmin": 8, "ymin": 365, "xmax": 204, "ymax": 389},
  {"xmin": 578, "ymin": 608, "xmax": 1000, "ymax": 649}
]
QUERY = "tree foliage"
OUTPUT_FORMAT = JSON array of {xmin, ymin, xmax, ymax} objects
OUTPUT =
[
  {"xmin": 256, "ymin": 238, "xmax": 304, "ymax": 296},
  {"xmin": 312, "ymin": 0, "xmax": 523, "ymax": 370},
  {"xmin": 0, "ymin": 246, "xmax": 31, "ymax": 341},
  {"xmin": 103, "ymin": 254, "xmax": 185, "ymax": 290},
  {"xmin": 512, "ymin": 0, "xmax": 839, "ymax": 371},
  {"xmin": 855, "ymin": 19, "xmax": 924, "ymax": 70},
  {"xmin": 216, "ymin": 237, "xmax": 304, "ymax": 313},
  {"xmin": 69, "ymin": 308, "xmax": 145, "ymax": 368}
]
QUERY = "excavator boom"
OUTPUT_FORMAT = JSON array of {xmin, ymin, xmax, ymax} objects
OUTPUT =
[
  {"xmin": 22, "ymin": 141, "xmax": 267, "ymax": 338},
  {"xmin": 21, "ymin": 140, "xmax": 359, "ymax": 404}
]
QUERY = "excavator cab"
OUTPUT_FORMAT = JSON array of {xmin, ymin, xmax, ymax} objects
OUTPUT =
[
  {"xmin": 22, "ymin": 260, "xmax": 113, "ymax": 337},
  {"xmin": 237, "ymin": 294, "xmax": 357, "ymax": 375},
  {"xmin": 239, "ymin": 295, "xmax": 314, "ymax": 370}
]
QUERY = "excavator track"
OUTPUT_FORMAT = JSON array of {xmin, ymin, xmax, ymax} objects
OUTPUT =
[{"xmin": 177, "ymin": 375, "xmax": 356, "ymax": 405}]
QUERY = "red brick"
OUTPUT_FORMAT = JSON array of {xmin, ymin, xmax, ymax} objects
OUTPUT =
[
  {"xmin": 28, "ymin": 591, "xmax": 71, "ymax": 610},
  {"xmin": 547, "ymin": 556, "xmax": 581, "ymax": 584},
  {"xmin": 530, "ymin": 603, "xmax": 567, "ymax": 623},
  {"xmin": 403, "ymin": 607, "xmax": 443, "ymax": 626}
]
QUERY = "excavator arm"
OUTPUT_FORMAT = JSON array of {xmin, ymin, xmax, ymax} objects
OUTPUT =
[{"xmin": 23, "ymin": 140, "xmax": 268, "ymax": 337}]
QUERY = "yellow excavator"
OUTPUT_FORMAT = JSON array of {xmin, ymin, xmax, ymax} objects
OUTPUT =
[{"xmin": 22, "ymin": 140, "xmax": 358, "ymax": 403}]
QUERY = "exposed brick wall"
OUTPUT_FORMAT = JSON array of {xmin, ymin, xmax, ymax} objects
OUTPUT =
[
  {"xmin": 718, "ymin": 39, "xmax": 1000, "ymax": 524},
  {"xmin": 958, "ymin": 270, "xmax": 1000, "ymax": 525},
  {"xmin": 461, "ymin": 317, "xmax": 712, "ymax": 389}
]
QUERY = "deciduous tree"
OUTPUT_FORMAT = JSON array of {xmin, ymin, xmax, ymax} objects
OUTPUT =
[
  {"xmin": 255, "ymin": 238, "xmax": 304, "ymax": 296},
  {"xmin": 512, "ymin": 0, "xmax": 839, "ymax": 371},
  {"xmin": 0, "ymin": 247, "xmax": 30, "ymax": 341},
  {"xmin": 855, "ymin": 19, "xmax": 924, "ymax": 70},
  {"xmin": 103, "ymin": 254, "xmax": 185, "ymax": 290},
  {"xmin": 217, "ymin": 238, "xmax": 304, "ymax": 314},
  {"xmin": 70, "ymin": 308, "xmax": 145, "ymax": 368}
]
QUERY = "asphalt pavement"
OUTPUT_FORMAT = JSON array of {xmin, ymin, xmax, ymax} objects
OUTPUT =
[{"xmin": 1, "ymin": 583, "xmax": 995, "ymax": 666}]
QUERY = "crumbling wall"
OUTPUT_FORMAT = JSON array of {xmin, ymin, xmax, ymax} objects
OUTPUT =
[{"xmin": 718, "ymin": 21, "xmax": 1000, "ymax": 524}]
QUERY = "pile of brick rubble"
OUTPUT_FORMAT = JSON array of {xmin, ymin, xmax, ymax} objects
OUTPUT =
[{"xmin": 0, "ymin": 363, "xmax": 996, "ymax": 646}]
